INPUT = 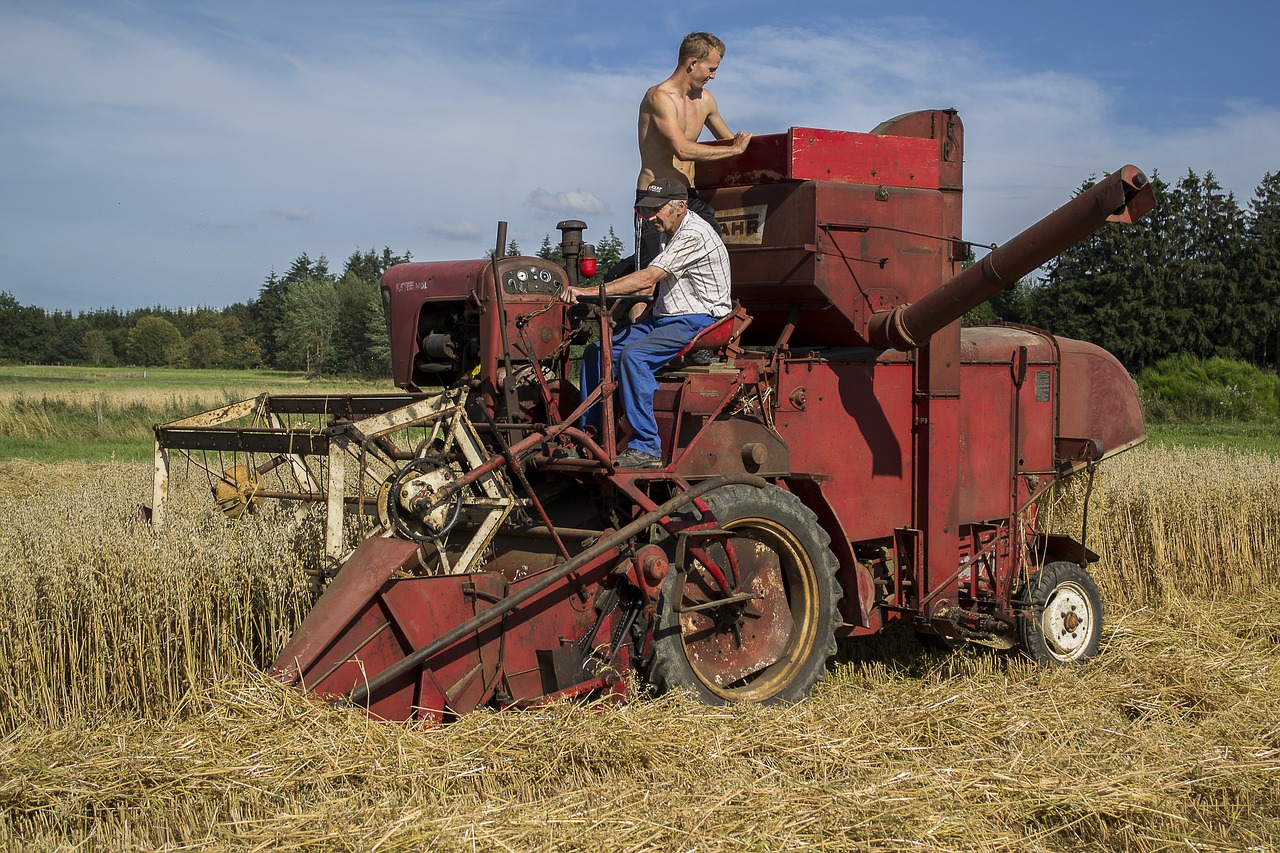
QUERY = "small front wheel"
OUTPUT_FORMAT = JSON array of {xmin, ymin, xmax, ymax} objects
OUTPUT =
[{"xmin": 1016, "ymin": 561, "xmax": 1103, "ymax": 665}]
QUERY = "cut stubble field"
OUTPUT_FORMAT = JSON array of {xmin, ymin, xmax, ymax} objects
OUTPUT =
[{"xmin": 0, "ymin": 374, "xmax": 1278, "ymax": 851}]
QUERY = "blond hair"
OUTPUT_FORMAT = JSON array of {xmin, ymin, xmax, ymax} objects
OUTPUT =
[{"xmin": 679, "ymin": 32, "xmax": 725, "ymax": 63}]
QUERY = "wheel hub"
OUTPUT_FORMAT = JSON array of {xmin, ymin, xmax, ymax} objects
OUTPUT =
[
  {"xmin": 1043, "ymin": 582, "xmax": 1093, "ymax": 658},
  {"xmin": 678, "ymin": 537, "xmax": 793, "ymax": 687}
]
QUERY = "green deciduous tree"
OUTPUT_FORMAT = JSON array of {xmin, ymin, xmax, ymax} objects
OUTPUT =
[
  {"xmin": 127, "ymin": 316, "xmax": 185, "ymax": 367},
  {"xmin": 81, "ymin": 329, "xmax": 113, "ymax": 366},
  {"xmin": 224, "ymin": 337, "xmax": 263, "ymax": 370},
  {"xmin": 275, "ymin": 276, "xmax": 339, "ymax": 374},
  {"xmin": 324, "ymin": 273, "xmax": 385, "ymax": 375},
  {"xmin": 187, "ymin": 327, "xmax": 225, "ymax": 369}
]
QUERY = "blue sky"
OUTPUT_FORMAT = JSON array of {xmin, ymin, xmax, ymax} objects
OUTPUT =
[{"xmin": 2, "ymin": 0, "xmax": 1277, "ymax": 312}]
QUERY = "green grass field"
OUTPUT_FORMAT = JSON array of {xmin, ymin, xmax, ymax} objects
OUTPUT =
[
  {"xmin": 2, "ymin": 364, "xmax": 1276, "ymax": 462},
  {"xmin": 1146, "ymin": 420, "xmax": 1280, "ymax": 455},
  {"xmin": 0, "ymin": 365, "xmax": 392, "ymax": 462}
]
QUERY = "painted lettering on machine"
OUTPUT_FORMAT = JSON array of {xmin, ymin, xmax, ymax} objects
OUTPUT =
[{"xmin": 715, "ymin": 205, "xmax": 768, "ymax": 246}]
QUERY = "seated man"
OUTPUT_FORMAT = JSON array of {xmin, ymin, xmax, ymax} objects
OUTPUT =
[{"xmin": 560, "ymin": 176, "xmax": 732, "ymax": 468}]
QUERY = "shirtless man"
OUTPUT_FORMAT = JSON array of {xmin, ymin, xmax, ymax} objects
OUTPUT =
[
  {"xmin": 637, "ymin": 32, "xmax": 752, "ymax": 193},
  {"xmin": 630, "ymin": 32, "xmax": 751, "ymax": 269}
]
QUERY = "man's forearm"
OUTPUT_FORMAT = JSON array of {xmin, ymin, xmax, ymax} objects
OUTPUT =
[
  {"xmin": 565, "ymin": 265, "xmax": 664, "ymax": 302},
  {"xmin": 674, "ymin": 131, "xmax": 751, "ymax": 163},
  {"xmin": 599, "ymin": 266, "xmax": 665, "ymax": 297}
]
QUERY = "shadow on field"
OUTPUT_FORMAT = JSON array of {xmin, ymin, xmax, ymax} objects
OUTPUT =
[{"xmin": 830, "ymin": 625, "xmax": 1015, "ymax": 679}]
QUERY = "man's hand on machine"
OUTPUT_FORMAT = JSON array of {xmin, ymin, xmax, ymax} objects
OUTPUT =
[{"xmin": 558, "ymin": 286, "xmax": 588, "ymax": 305}]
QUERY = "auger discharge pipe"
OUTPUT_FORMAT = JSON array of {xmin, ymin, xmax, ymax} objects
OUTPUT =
[{"xmin": 867, "ymin": 165, "xmax": 1154, "ymax": 351}]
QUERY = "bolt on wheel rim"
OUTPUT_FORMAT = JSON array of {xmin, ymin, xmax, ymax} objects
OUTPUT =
[{"xmin": 1042, "ymin": 581, "xmax": 1094, "ymax": 661}]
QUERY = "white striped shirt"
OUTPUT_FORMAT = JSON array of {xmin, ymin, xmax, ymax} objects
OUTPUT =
[{"xmin": 649, "ymin": 211, "xmax": 732, "ymax": 318}]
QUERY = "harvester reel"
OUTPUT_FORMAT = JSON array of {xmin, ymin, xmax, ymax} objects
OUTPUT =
[{"xmin": 212, "ymin": 465, "xmax": 264, "ymax": 519}]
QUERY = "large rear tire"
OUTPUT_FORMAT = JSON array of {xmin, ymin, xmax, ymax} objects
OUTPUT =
[
  {"xmin": 645, "ymin": 484, "xmax": 841, "ymax": 704},
  {"xmin": 1016, "ymin": 561, "xmax": 1104, "ymax": 664}
]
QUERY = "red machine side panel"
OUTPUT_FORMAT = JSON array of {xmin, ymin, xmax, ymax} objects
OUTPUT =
[
  {"xmin": 382, "ymin": 259, "xmax": 490, "ymax": 390},
  {"xmin": 775, "ymin": 358, "xmax": 914, "ymax": 541},
  {"xmin": 697, "ymin": 127, "xmax": 940, "ymax": 190},
  {"xmin": 499, "ymin": 560, "xmax": 619, "ymax": 702},
  {"xmin": 956, "ymin": 361, "xmax": 1014, "ymax": 524},
  {"xmin": 955, "ymin": 328, "xmax": 1059, "ymax": 522},
  {"xmin": 707, "ymin": 181, "xmax": 950, "ymax": 347},
  {"xmin": 1057, "ymin": 338, "xmax": 1147, "ymax": 458}
]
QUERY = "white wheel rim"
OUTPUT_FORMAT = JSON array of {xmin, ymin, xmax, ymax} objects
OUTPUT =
[{"xmin": 1042, "ymin": 581, "xmax": 1094, "ymax": 661}]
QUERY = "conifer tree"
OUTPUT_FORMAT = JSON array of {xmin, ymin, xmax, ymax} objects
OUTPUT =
[{"xmin": 1244, "ymin": 172, "xmax": 1280, "ymax": 368}]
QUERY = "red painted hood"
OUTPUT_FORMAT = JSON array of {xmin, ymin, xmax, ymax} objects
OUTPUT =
[{"xmin": 1056, "ymin": 337, "xmax": 1147, "ymax": 460}]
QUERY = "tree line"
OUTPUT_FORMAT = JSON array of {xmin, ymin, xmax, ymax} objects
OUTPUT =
[
  {"xmin": 971, "ymin": 168, "xmax": 1280, "ymax": 371},
  {"xmin": 0, "ymin": 229, "xmax": 624, "ymax": 377},
  {"xmin": 2, "ymin": 167, "xmax": 1277, "ymax": 377}
]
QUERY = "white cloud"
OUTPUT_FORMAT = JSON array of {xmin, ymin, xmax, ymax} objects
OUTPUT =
[
  {"xmin": 267, "ymin": 209, "xmax": 312, "ymax": 221},
  {"xmin": 526, "ymin": 188, "xmax": 609, "ymax": 216},
  {"xmin": 422, "ymin": 221, "xmax": 486, "ymax": 240}
]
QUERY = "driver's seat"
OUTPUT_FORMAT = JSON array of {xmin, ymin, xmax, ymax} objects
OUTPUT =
[{"xmin": 665, "ymin": 300, "xmax": 752, "ymax": 369}]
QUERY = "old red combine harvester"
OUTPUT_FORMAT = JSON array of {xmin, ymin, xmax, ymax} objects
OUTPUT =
[{"xmin": 154, "ymin": 109, "xmax": 1154, "ymax": 721}]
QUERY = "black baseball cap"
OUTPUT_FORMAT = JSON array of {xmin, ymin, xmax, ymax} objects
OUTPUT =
[{"xmin": 636, "ymin": 176, "xmax": 690, "ymax": 208}]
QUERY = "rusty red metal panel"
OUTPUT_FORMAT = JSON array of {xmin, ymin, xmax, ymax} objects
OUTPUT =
[
  {"xmin": 955, "ymin": 327, "xmax": 1059, "ymax": 522},
  {"xmin": 1056, "ymin": 338, "xmax": 1146, "ymax": 462},
  {"xmin": 298, "ymin": 602, "xmax": 420, "ymax": 720},
  {"xmin": 774, "ymin": 358, "xmax": 914, "ymax": 541},
  {"xmin": 270, "ymin": 536, "xmax": 423, "ymax": 683},
  {"xmin": 706, "ymin": 180, "xmax": 951, "ymax": 348},
  {"xmin": 669, "ymin": 417, "xmax": 790, "ymax": 479},
  {"xmin": 269, "ymin": 535, "xmax": 512, "ymax": 721},
  {"xmin": 271, "ymin": 569, "xmax": 507, "ymax": 722},
  {"xmin": 382, "ymin": 257, "xmax": 570, "ymax": 394},
  {"xmin": 380, "ymin": 572, "xmax": 505, "ymax": 717},
  {"xmin": 696, "ymin": 128, "xmax": 940, "ymax": 190},
  {"xmin": 382, "ymin": 259, "xmax": 489, "ymax": 390},
  {"xmin": 870, "ymin": 110, "xmax": 964, "ymax": 191},
  {"xmin": 914, "ymin": 336, "xmax": 962, "ymax": 609},
  {"xmin": 497, "ymin": 560, "xmax": 617, "ymax": 703},
  {"xmin": 791, "ymin": 129, "xmax": 939, "ymax": 188},
  {"xmin": 956, "ymin": 357, "xmax": 1015, "ymax": 524}
]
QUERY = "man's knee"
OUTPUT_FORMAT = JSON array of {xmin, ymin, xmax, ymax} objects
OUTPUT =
[{"xmin": 617, "ymin": 343, "xmax": 648, "ymax": 374}]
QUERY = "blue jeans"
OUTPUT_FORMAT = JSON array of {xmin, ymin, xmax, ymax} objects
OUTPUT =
[{"xmin": 580, "ymin": 313, "xmax": 717, "ymax": 457}]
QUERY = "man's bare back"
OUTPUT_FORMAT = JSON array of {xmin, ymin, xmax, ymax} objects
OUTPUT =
[{"xmin": 636, "ymin": 44, "xmax": 751, "ymax": 190}]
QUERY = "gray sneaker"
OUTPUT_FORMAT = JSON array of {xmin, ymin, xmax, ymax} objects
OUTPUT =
[{"xmin": 615, "ymin": 448, "xmax": 662, "ymax": 469}]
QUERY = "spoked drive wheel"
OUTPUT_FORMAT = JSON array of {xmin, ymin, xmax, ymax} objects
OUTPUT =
[
  {"xmin": 646, "ymin": 484, "xmax": 841, "ymax": 705},
  {"xmin": 1016, "ymin": 561, "xmax": 1104, "ymax": 664}
]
